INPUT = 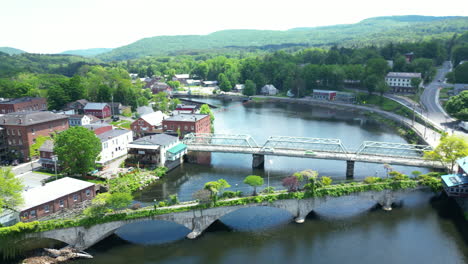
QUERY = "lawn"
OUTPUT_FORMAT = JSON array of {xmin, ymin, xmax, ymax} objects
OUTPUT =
[{"xmin": 110, "ymin": 120, "xmax": 131, "ymax": 129}]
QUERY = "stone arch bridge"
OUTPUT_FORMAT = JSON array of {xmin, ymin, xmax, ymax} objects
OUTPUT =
[{"xmin": 23, "ymin": 188, "xmax": 424, "ymax": 251}]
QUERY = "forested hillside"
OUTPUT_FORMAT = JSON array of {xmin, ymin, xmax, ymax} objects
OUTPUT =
[
  {"xmin": 60, "ymin": 48, "xmax": 114, "ymax": 57},
  {"xmin": 0, "ymin": 47, "xmax": 26, "ymax": 55},
  {"xmin": 97, "ymin": 16, "xmax": 468, "ymax": 61}
]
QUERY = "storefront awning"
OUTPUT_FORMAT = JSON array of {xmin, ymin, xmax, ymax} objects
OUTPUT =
[{"xmin": 167, "ymin": 143, "xmax": 187, "ymax": 155}]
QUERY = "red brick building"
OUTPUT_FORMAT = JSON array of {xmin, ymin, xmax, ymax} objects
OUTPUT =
[
  {"xmin": 131, "ymin": 111, "xmax": 165, "ymax": 138},
  {"xmin": 83, "ymin": 123, "xmax": 113, "ymax": 135},
  {"xmin": 162, "ymin": 114, "xmax": 210, "ymax": 138},
  {"xmin": 83, "ymin": 103, "xmax": 111, "ymax": 119},
  {"xmin": 0, "ymin": 97, "xmax": 47, "ymax": 114},
  {"xmin": 0, "ymin": 111, "xmax": 69, "ymax": 161},
  {"xmin": 18, "ymin": 177, "xmax": 95, "ymax": 222},
  {"xmin": 175, "ymin": 104, "xmax": 197, "ymax": 113},
  {"xmin": 38, "ymin": 140, "xmax": 56, "ymax": 170}
]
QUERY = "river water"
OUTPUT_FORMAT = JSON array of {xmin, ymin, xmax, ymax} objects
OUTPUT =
[{"xmin": 14, "ymin": 99, "xmax": 468, "ymax": 263}]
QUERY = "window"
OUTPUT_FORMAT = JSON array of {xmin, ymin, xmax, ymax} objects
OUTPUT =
[
  {"xmin": 184, "ymin": 126, "xmax": 188, "ymax": 130},
  {"xmin": 30, "ymin": 210, "xmax": 36, "ymax": 218},
  {"xmin": 17, "ymin": 129, "xmax": 21, "ymax": 136},
  {"xmin": 191, "ymin": 126, "xmax": 194, "ymax": 130},
  {"xmin": 31, "ymin": 128, "xmax": 35, "ymax": 135},
  {"xmin": 164, "ymin": 125, "xmax": 167, "ymax": 129},
  {"xmin": 73, "ymin": 194, "xmax": 78, "ymax": 202},
  {"xmin": 86, "ymin": 189, "xmax": 91, "ymax": 197},
  {"xmin": 23, "ymin": 212, "xmax": 28, "ymax": 218},
  {"xmin": 11, "ymin": 129, "xmax": 14, "ymax": 135},
  {"xmin": 59, "ymin": 200, "xmax": 64, "ymax": 207},
  {"xmin": 44, "ymin": 205, "xmax": 50, "ymax": 213}
]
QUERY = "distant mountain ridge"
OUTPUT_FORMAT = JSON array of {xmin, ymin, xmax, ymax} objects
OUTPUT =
[
  {"xmin": 0, "ymin": 47, "xmax": 26, "ymax": 55},
  {"xmin": 97, "ymin": 15, "xmax": 468, "ymax": 61},
  {"xmin": 60, "ymin": 48, "xmax": 113, "ymax": 57}
]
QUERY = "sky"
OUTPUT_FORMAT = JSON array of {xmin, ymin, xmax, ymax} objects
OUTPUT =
[{"xmin": 1, "ymin": 0, "xmax": 467, "ymax": 54}]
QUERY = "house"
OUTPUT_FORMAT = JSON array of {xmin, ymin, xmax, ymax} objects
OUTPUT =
[
  {"xmin": 385, "ymin": 72, "xmax": 422, "ymax": 93},
  {"xmin": 404, "ymin": 52, "xmax": 414, "ymax": 63},
  {"xmin": 172, "ymin": 74, "xmax": 190, "ymax": 85},
  {"xmin": 18, "ymin": 177, "xmax": 95, "ymax": 222},
  {"xmin": 83, "ymin": 103, "xmax": 111, "ymax": 119},
  {"xmin": 0, "ymin": 111, "xmax": 69, "ymax": 162},
  {"xmin": 186, "ymin": 79, "xmax": 201, "ymax": 86},
  {"xmin": 335, "ymin": 92, "xmax": 356, "ymax": 103},
  {"xmin": 83, "ymin": 123, "xmax": 113, "ymax": 135},
  {"xmin": 38, "ymin": 140, "xmax": 57, "ymax": 170},
  {"xmin": 261, "ymin": 85, "xmax": 278, "ymax": 96},
  {"xmin": 441, "ymin": 157, "xmax": 468, "ymax": 197},
  {"xmin": 131, "ymin": 111, "xmax": 165, "ymax": 138},
  {"xmin": 202, "ymin": 81, "xmax": 218, "ymax": 87},
  {"xmin": 107, "ymin": 102, "xmax": 130, "ymax": 116},
  {"xmin": 137, "ymin": 106, "xmax": 154, "ymax": 116},
  {"xmin": 233, "ymin": 84, "xmax": 245, "ymax": 93},
  {"xmin": 312, "ymin": 90, "xmax": 337, "ymax": 101},
  {"xmin": 96, "ymin": 129, "xmax": 133, "ymax": 165},
  {"xmin": 0, "ymin": 97, "xmax": 47, "ymax": 114},
  {"xmin": 175, "ymin": 104, "xmax": 197, "ymax": 113},
  {"xmin": 148, "ymin": 82, "xmax": 173, "ymax": 95},
  {"xmin": 126, "ymin": 134, "xmax": 187, "ymax": 168},
  {"xmin": 454, "ymin": 84, "xmax": 468, "ymax": 96},
  {"xmin": 162, "ymin": 114, "xmax": 211, "ymax": 139},
  {"xmin": 68, "ymin": 114, "xmax": 99, "ymax": 127},
  {"xmin": 65, "ymin": 99, "xmax": 89, "ymax": 114}
]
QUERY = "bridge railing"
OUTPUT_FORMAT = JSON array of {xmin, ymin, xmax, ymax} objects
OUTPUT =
[
  {"xmin": 261, "ymin": 136, "xmax": 349, "ymax": 154},
  {"xmin": 355, "ymin": 141, "xmax": 432, "ymax": 158},
  {"xmin": 183, "ymin": 133, "xmax": 259, "ymax": 148}
]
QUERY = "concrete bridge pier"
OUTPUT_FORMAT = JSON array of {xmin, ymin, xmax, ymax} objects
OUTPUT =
[
  {"xmin": 379, "ymin": 190, "xmax": 395, "ymax": 211},
  {"xmin": 252, "ymin": 154, "xmax": 265, "ymax": 169},
  {"xmin": 346, "ymin": 160, "xmax": 355, "ymax": 178}
]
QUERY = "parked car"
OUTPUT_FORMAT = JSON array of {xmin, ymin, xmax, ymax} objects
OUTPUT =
[{"xmin": 112, "ymin": 116, "xmax": 120, "ymax": 122}]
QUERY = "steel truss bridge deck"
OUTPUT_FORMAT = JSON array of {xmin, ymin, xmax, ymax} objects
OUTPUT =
[{"xmin": 182, "ymin": 133, "xmax": 443, "ymax": 168}]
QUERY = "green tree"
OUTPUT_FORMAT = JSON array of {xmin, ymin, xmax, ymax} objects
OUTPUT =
[
  {"xmin": 29, "ymin": 136, "xmax": 51, "ymax": 159},
  {"xmin": 411, "ymin": 77, "xmax": 422, "ymax": 94},
  {"xmin": 243, "ymin": 175, "xmax": 264, "ymax": 196},
  {"xmin": 204, "ymin": 179, "xmax": 231, "ymax": 202},
  {"xmin": 321, "ymin": 176, "xmax": 333, "ymax": 186},
  {"xmin": 200, "ymin": 104, "xmax": 215, "ymax": 132},
  {"xmin": 167, "ymin": 80, "xmax": 180, "ymax": 89},
  {"xmin": 84, "ymin": 192, "xmax": 133, "ymax": 217},
  {"xmin": 365, "ymin": 57, "xmax": 389, "ymax": 77},
  {"xmin": 54, "ymin": 126, "xmax": 102, "ymax": 176},
  {"xmin": 243, "ymin": 80, "xmax": 256, "ymax": 96},
  {"xmin": 453, "ymin": 62, "xmax": 468, "ymax": 83},
  {"xmin": 0, "ymin": 167, "xmax": 24, "ymax": 213},
  {"xmin": 424, "ymin": 135, "xmax": 468, "ymax": 172},
  {"xmin": 218, "ymin": 73, "xmax": 232, "ymax": 92},
  {"xmin": 47, "ymin": 85, "xmax": 69, "ymax": 110},
  {"xmin": 445, "ymin": 91, "xmax": 468, "ymax": 120}
]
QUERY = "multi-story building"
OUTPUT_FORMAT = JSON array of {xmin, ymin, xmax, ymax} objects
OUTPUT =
[
  {"xmin": 441, "ymin": 157, "xmax": 468, "ymax": 197},
  {"xmin": 96, "ymin": 129, "xmax": 133, "ymax": 165},
  {"xmin": 83, "ymin": 103, "xmax": 111, "ymax": 119},
  {"xmin": 130, "ymin": 111, "xmax": 165, "ymax": 138},
  {"xmin": 0, "ymin": 97, "xmax": 47, "ymax": 114},
  {"xmin": 385, "ymin": 72, "xmax": 422, "ymax": 93},
  {"xmin": 0, "ymin": 111, "xmax": 69, "ymax": 161},
  {"xmin": 0, "ymin": 126, "xmax": 6, "ymax": 163},
  {"xmin": 18, "ymin": 177, "xmax": 95, "ymax": 222},
  {"xmin": 38, "ymin": 140, "xmax": 56, "ymax": 170},
  {"xmin": 162, "ymin": 114, "xmax": 210, "ymax": 138}
]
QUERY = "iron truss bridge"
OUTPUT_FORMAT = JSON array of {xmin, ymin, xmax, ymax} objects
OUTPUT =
[{"xmin": 182, "ymin": 133, "xmax": 444, "ymax": 168}]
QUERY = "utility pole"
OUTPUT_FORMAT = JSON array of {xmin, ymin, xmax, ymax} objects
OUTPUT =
[{"xmin": 52, "ymin": 155, "xmax": 58, "ymax": 181}]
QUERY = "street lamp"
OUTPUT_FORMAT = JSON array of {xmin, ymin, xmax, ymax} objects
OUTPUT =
[
  {"xmin": 267, "ymin": 159, "xmax": 273, "ymax": 189},
  {"xmin": 52, "ymin": 155, "xmax": 58, "ymax": 181}
]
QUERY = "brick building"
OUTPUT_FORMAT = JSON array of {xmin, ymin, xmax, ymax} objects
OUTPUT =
[
  {"xmin": 38, "ymin": 140, "xmax": 56, "ymax": 170},
  {"xmin": 18, "ymin": 177, "xmax": 95, "ymax": 222},
  {"xmin": 0, "ymin": 111, "xmax": 69, "ymax": 161},
  {"xmin": 175, "ymin": 104, "xmax": 197, "ymax": 113},
  {"xmin": 0, "ymin": 97, "xmax": 47, "ymax": 114},
  {"xmin": 162, "ymin": 114, "xmax": 210, "ymax": 138},
  {"xmin": 131, "ymin": 111, "xmax": 165, "ymax": 138},
  {"xmin": 83, "ymin": 103, "xmax": 111, "ymax": 119},
  {"xmin": 83, "ymin": 123, "xmax": 113, "ymax": 135}
]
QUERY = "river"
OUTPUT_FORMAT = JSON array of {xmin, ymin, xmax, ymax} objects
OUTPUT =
[{"xmin": 13, "ymin": 99, "xmax": 468, "ymax": 263}]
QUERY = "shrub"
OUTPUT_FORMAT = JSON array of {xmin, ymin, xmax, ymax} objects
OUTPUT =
[
  {"xmin": 364, "ymin": 176, "xmax": 380, "ymax": 184},
  {"xmin": 169, "ymin": 194, "xmax": 179, "ymax": 205},
  {"xmin": 262, "ymin": 186, "xmax": 275, "ymax": 194},
  {"xmin": 321, "ymin": 176, "xmax": 333, "ymax": 186}
]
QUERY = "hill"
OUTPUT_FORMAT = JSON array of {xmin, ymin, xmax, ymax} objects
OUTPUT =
[
  {"xmin": 59, "ymin": 48, "xmax": 113, "ymax": 57},
  {"xmin": 0, "ymin": 47, "xmax": 26, "ymax": 55},
  {"xmin": 97, "ymin": 15, "xmax": 468, "ymax": 61}
]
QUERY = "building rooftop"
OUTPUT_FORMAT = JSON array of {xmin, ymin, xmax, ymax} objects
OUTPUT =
[
  {"xmin": 457, "ymin": 157, "xmax": 468, "ymax": 174},
  {"xmin": 137, "ymin": 106, "xmax": 154, "ymax": 116},
  {"xmin": 97, "ymin": 129, "xmax": 131, "ymax": 142},
  {"xmin": 130, "ymin": 133, "xmax": 178, "ymax": 147},
  {"xmin": 84, "ymin": 103, "xmax": 109, "ymax": 111},
  {"xmin": 174, "ymin": 74, "xmax": 190, "ymax": 79},
  {"xmin": 83, "ymin": 123, "xmax": 111, "ymax": 130},
  {"xmin": 0, "ymin": 97, "xmax": 44, "ymax": 105},
  {"xmin": 313, "ymin": 89, "xmax": 337, "ymax": 93},
  {"xmin": 0, "ymin": 111, "xmax": 67, "ymax": 126},
  {"xmin": 38, "ymin": 140, "xmax": 54, "ymax": 152},
  {"xmin": 176, "ymin": 104, "xmax": 197, "ymax": 109},
  {"xmin": 441, "ymin": 174, "xmax": 468, "ymax": 188},
  {"xmin": 164, "ymin": 114, "xmax": 209, "ymax": 122},
  {"xmin": 386, "ymin": 72, "xmax": 422, "ymax": 78},
  {"xmin": 19, "ymin": 177, "xmax": 94, "ymax": 211},
  {"xmin": 140, "ymin": 111, "xmax": 165, "ymax": 126}
]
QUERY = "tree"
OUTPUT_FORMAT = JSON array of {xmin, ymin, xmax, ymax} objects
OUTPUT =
[
  {"xmin": 321, "ymin": 176, "xmax": 333, "ymax": 186},
  {"xmin": 47, "ymin": 85, "xmax": 69, "ymax": 110},
  {"xmin": 84, "ymin": 192, "xmax": 133, "ymax": 217},
  {"xmin": 411, "ymin": 77, "xmax": 422, "ymax": 91},
  {"xmin": 54, "ymin": 126, "xmax": 102, "ymax": 176},
  {"xmin": 243, "ymin": 175, "xmax": 264, "ymax": 196},
  {"xmin": 0, "ymin": 167, "xmax": 24, "ymax": 213},
  {"xmin": 282, "ymin": 176, "xmax": 299, "ymax": 192},
  {"xmin": 453, "ymin": 62, "xmax": 468, "ymax": 83},
  {"xmin": 445, "ymin": 91, "xmax": 468, "ymax": 120},
  {"xmin": 243, "ymin": 80, "xmax": 256, "ymax": 96},
  {"xmin": 167, "ymin": 80, "xmax": 180, "ymax": 89},
  {"xmin": 365, "ymin": 58, "xmax": 389, "ymax": 77},
  {"xmin": 29, "ymin": 136, "xmax": 51, "ymax": 159},
  {"xmin": 424, "ymin": 135, "xmax": 468, "ymax": 172},
  {"xmin": 193, "ymin": 189, "xmax": 212, "ymax": 204},
  {"xmin": 199, "ymin": 104, "xmax": 215, "ymax": 132},
  {"xmin": 363, "ymin": 74, "xmax": 381, "ymax": 95},
  {"xmin": 204, "ymin": 179, "xmax": 231, "ymax": 202},
  {"xmin": 218, "ymin": 73, "xmax": 232, "ymax": 92}
]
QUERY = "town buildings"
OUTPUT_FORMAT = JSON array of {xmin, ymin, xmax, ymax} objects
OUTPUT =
[
  {"xmin": 126, "ymin": 134, "xmax": 186, "ymax": 168},
  {"xmin": 96, "ymin": 129, "xmax": 133, "ymax": 165},
  {"xmin": 385, "ymin": 72, "xmax": 422, "ymax": 93},
  {"xmin": 312, "ymin": 90, "xmax": 337, "ymax": 101},
  {"xmin": 175, "ymin": 104, "xmax": 197, "ymax": 113},
  {"xmin": 172, "ymin": 74, "xmax": 190, "ymax": 85},
  {"xmin": 65, "ymin": 99, "xmax": 89, "ymax": 114},
  {"xmin": 261, "ymin": 85, "xmax": 278, "ymax": 95},
  {"xmin": 441, "ymin": 157, "xmax": 468, "ymax": 197},
  {"xmin": 18, "ymin": 177, "xmax": 95, "ymax": 222},
  {"xmin": 0, "ymin": 111, "xmax": 69, "ymax": 161},
  {"xmin": 130, "ymin": 111, "xmax": 165, "ymax": 138},
  {"xmin": 162, "ymin": 114, "xmax": 211, "ymax": 138},
  {"xmin": 68, "ymin": 114, "xmax": 100, "ymax": 127},
  {"xmin": 83, "ymin": 123, "xmax": 112, "ymax": 135},
  {"xmin": 83, "ymin": 103, "xmax": 111, "ymax": 119},
  {"xmin": 0, "ymin": 97, "xmax": 47, "ymax": 114},
  {"xmin": 107, "ymin": 102, "xmax": 131, "ymax": 116},
  {"xmin": 38, "ymin": 140, "xmax": 56, "ymax": 170}
]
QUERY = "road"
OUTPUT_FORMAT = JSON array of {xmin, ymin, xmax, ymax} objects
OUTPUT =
[{"xmin": 11, "ymin": 160, "xmax": 51, "ymax": 190}]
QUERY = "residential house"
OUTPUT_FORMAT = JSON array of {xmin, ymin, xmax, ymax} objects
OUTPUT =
[
  {"xmin": 404, "ymin": 52, "xmax": 414, "ymax": 63},
  {"xmin": 83, "ymin": 123, "xmax": 112, "ymax": 135},
  {"xmin": 0, "ymin": 111, "xmax": 69, "ymax": 162},
  {"xmin": 83, "ymin": 103, "xmax": 111, "ymax": 119},
  {"xmin": 233, "ymin": 84, "xmax": 245, "ymax": 93},
  {"xmin": 107, "ymin": 102, "xmax": 131, "ymax": 116},
  {"xmin": 0, "ymin": 127, "xmax": 6, "ymax": 163},
  {"xmin": 186, "ymin": 79, "xmax": 201, "ymax": 86},
  {"xmin": 68, "ymin": 114, "xmax": 100, "ymax": 127},
  {"xmin": 96, "ymin": 129, "xmax": 133, "ymax": 165},
  {"xmin": 126, "ymin": 134, "xmax": 187, "ymax": 168},
  {"xmin": 441, "ymin": 157, "xmax": 468, "ymax": 197},
  {"xmin": 148, "ymin": 82, "xmax": 173, "ymax": 95},
  {"xmin": 18, "ymin": 177, "xmax": 95, "ymax": 222},
  {"xmin": 385, "ymin": 72, "xmax": 422, "ymax": 93},
  {"xmin": 131, "ymin": 111, "xmax": 165, "ymax": 138},
  {"xmin": 0, "ymin": 97, "xmax": 47, "ymax": 114},
  {"xmin": 65, "ymin": 99, "xmax": 89, "ymax": 114},
  {"xmin": 312, "ymin": 90, "xmax": 337, "ymax": 101},
  {"xmin": 202, "ymin": 81, "xmax": 218, "ymax": 87},
  {"xmin": 172, "ymin": 74, "xmax": 190, "ymax": 85},
  {"xmin": 261, "ymin": 85, "xmax": 278, "ymax": 96},
  {"xmin": 162, "ymin": 114, "xmax": 210, "ymax": 139}
]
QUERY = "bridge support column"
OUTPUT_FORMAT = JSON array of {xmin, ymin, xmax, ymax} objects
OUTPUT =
[
  {"xmin": 346, "ymin": 160, "xmax": 355, "ymax": 178},
  {"xmin": 252, "ymin": 154, "xmax": 265, "ymax": 169},
  {"xmin": 380, "ymin": 190, "xmax": 394, "ymax": 211}
]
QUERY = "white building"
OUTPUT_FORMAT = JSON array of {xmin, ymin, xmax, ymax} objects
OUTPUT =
[
  {"xmin": 261, "ymin": 84, "xmax": 278, "ymax": 95},
  {"xmin": 68, "ymin": 114, "xmax": 99, "ymax": 127},
  {"xmin": 385, "ymin": 72, "xmax": 422, "ymax": 93},
  {"xmin": 97, "ymin": 129, "xmax": 133, "ymax": 164}
]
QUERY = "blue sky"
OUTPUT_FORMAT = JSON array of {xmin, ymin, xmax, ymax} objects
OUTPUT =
[{"xmin": 1, "ymin": 0, "xmax": 467, "ymax": 53}]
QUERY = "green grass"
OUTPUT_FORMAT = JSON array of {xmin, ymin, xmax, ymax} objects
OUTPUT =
[
  {"xmin": 439, "ymin": 87, "xmax": 453, "ymax": 100},
  {"xmin": 110, "ymin": 120, "xmax": 131, "ymax": 129}
]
